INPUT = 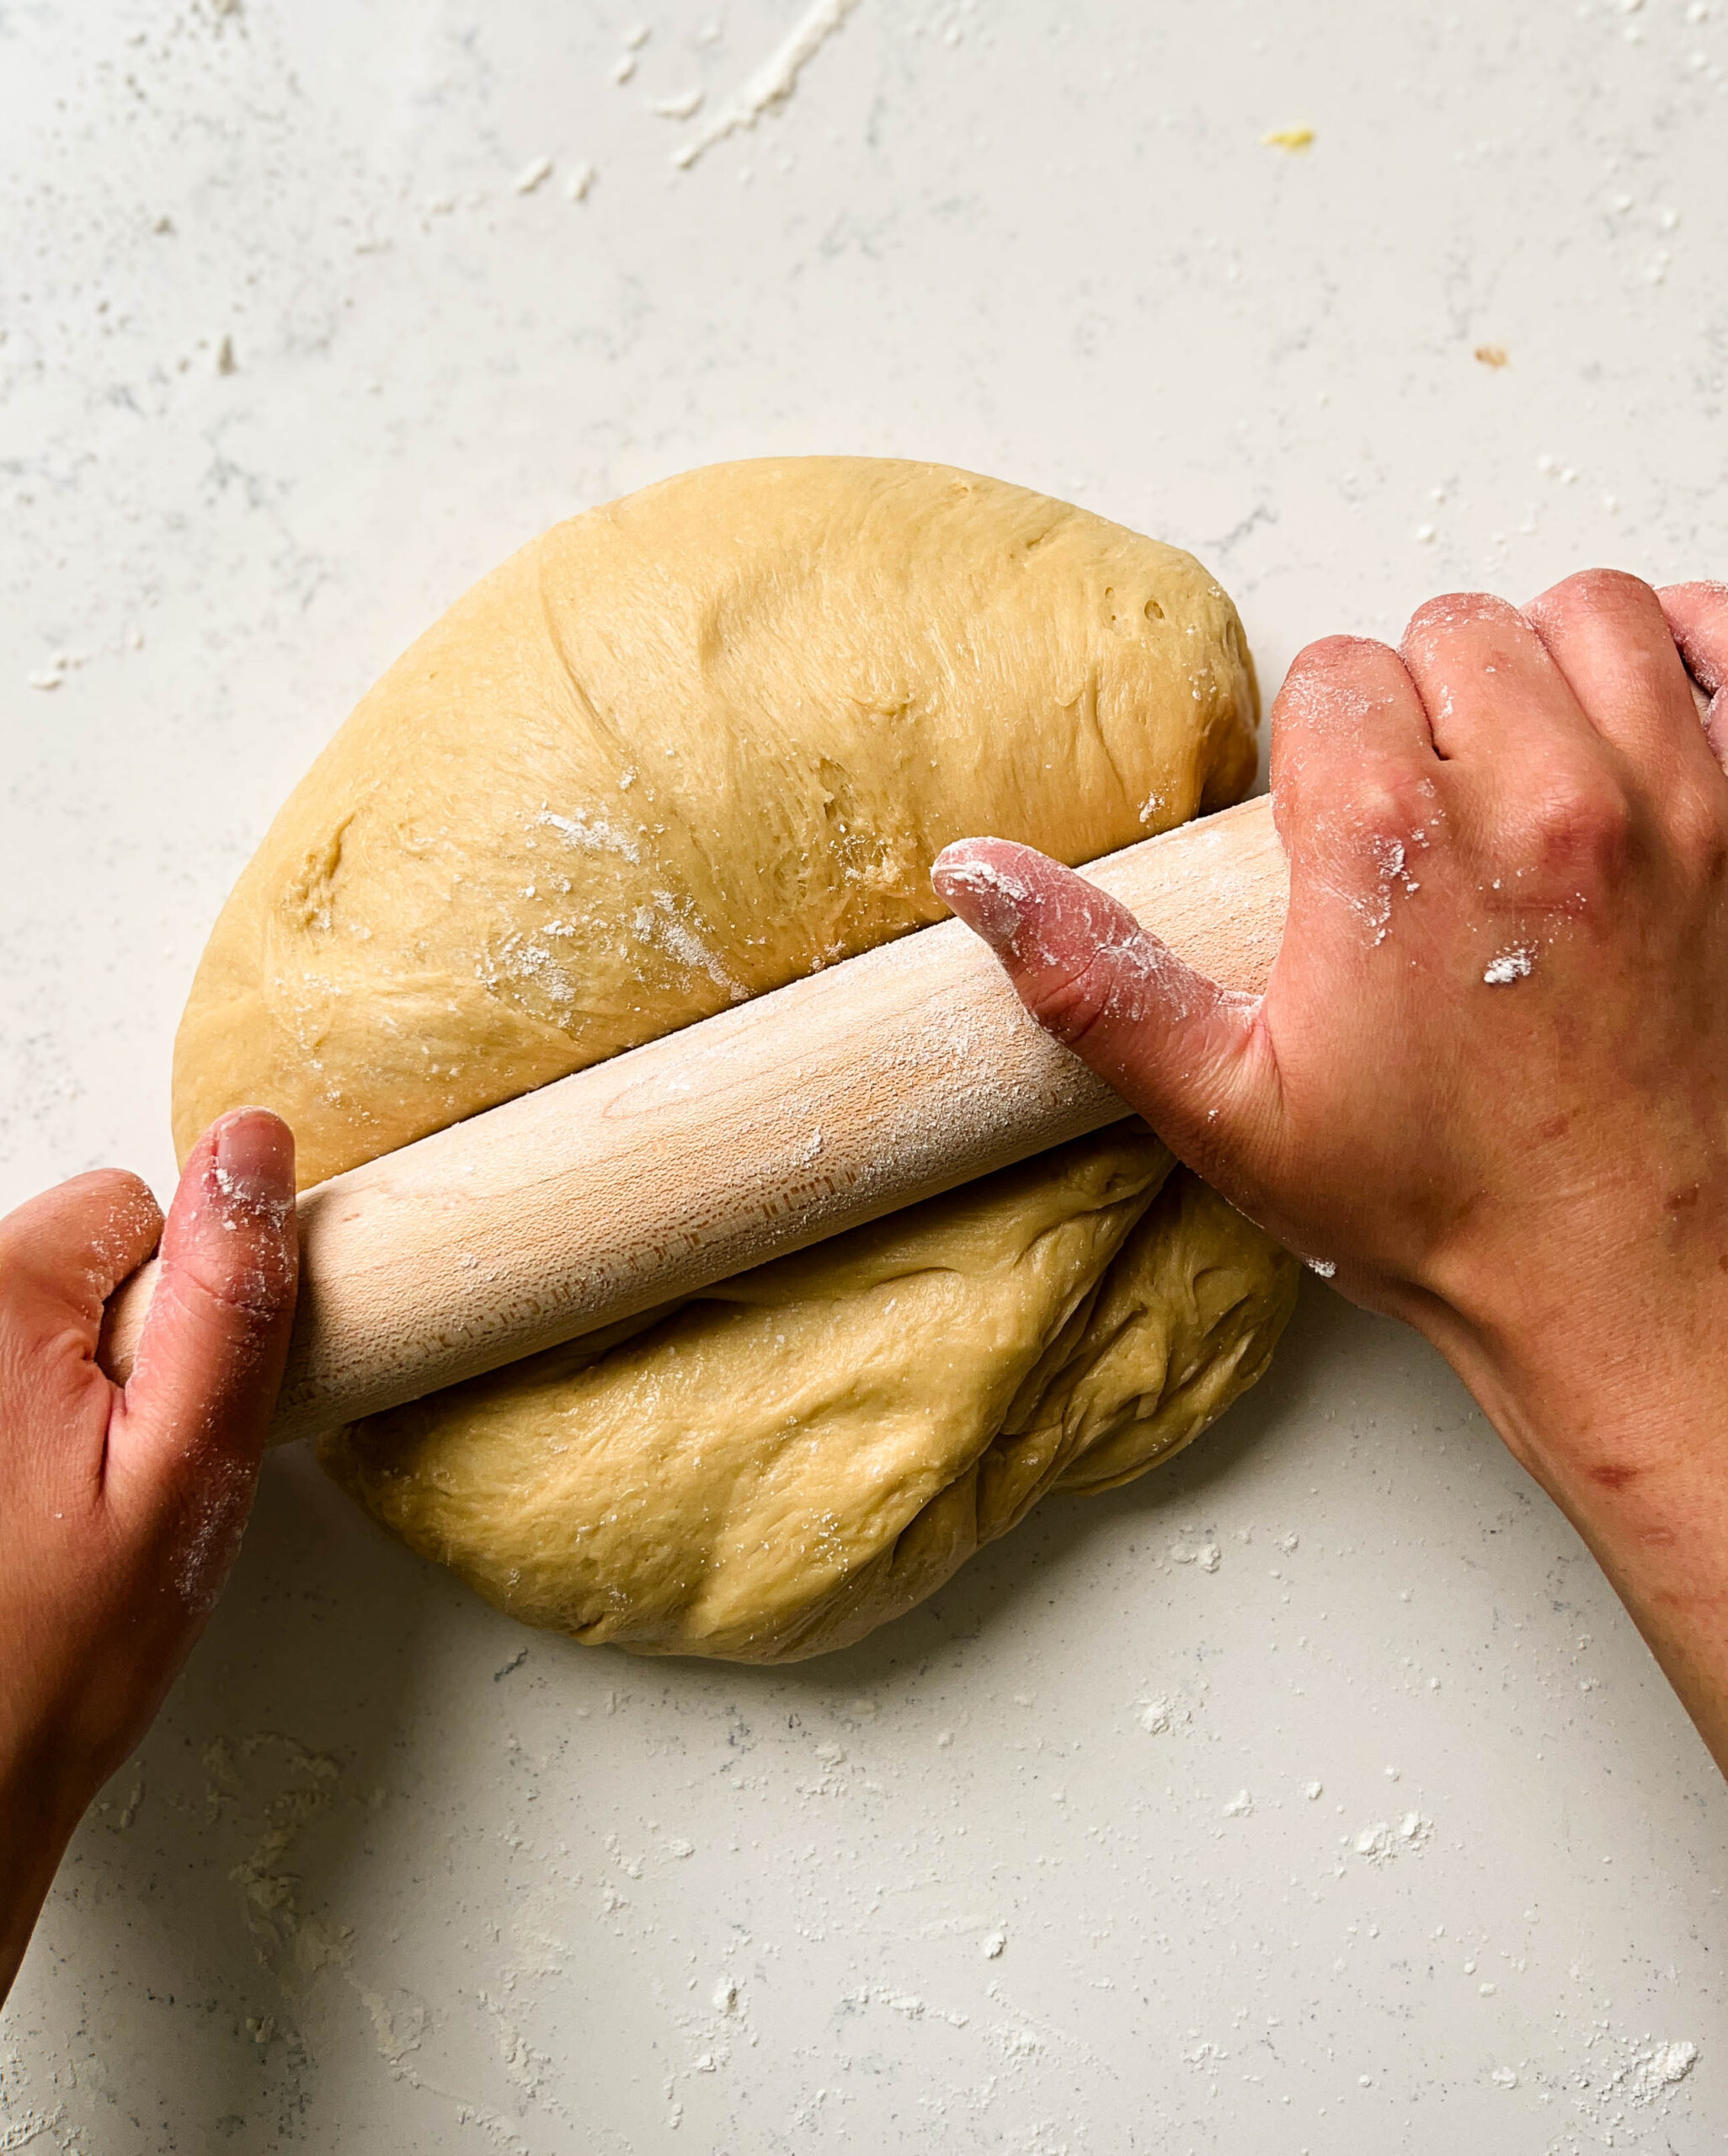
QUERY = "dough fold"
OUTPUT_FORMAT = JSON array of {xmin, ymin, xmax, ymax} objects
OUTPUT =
[
  {"xmin": 323, "ymin": 1128, "xmax": 1296, "ymax": 1662},
  {"xmin": 173, "ymin": 456, "xmax": 1298, "ymax": 1661}
]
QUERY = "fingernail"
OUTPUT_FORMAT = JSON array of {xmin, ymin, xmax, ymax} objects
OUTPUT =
[
  {"xmin": 932, "ymin": 842, "xmax": 1029, "ymax": 954},
  {"xmin": 211, "ymin": 1110, "xmax": 295, "ymax": 1220}
]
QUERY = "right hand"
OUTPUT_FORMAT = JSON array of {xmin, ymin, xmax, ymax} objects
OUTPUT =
[{"xmin": 936, "ymin": 574, "xmax": 1728, "ymax": 1767}]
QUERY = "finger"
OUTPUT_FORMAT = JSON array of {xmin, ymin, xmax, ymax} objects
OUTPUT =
[
  {"xmin": 0, "ymin": 1171, "xmax": 163, "ymax": 1495},
  {"xmin": 1526, "ymin": 569, "xmax": 1724, "ymax": 790},
  {"xmin": 1400, "ymin": 590, "xmax": 1599, "ymax": 770},
  {"xmin": 1659, "ymin": 580, "xmax": 1728, "ymax": 769},
  {"xmin": 932, "ymin": 839, "xmax": 1277, "ymax": 1180},
  {"xmin": 0, "ymin": 1171, "xmax": 163, "ymax": 1343},
  {"xmin": 107, "ymin": 1111, "xmax": 297, "ymax": 1598},
  {"xmin": 1267, "ymin": 636, "xmax": 1448, "ymax": 937}
]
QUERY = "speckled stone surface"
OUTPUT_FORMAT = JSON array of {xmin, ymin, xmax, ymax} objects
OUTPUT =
[{"xmin": 2, "ymin": 1, "xmax": 1725, "ymax": 2147}]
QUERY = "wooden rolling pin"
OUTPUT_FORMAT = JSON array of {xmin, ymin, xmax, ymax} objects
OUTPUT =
[{"xmin": 99, "ymin": 793, "xmax": 1289, "ymax": 1444}]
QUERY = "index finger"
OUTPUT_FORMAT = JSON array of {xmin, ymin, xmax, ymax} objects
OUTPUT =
[
  {"xmin": 1269, "ymin": 635, "xmax": 1445, "ymax": 910},
  {"xmin": 0, "ymin": 1171, "xmax": 163, "ymax": 1342},
  {"xmin": 0, "ymin": 1171, "xmax": 165, "ymax": 1497}
]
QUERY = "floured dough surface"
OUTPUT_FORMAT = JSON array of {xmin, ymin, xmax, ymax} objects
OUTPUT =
[{"xmin": 173, "ymin": 456, "xmax": 1297, "ymax": 1662}]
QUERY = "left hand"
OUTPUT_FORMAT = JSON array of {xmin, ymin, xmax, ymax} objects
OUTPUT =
[{"xmin": 0, "ymin": 1108, "xmax": 298, "ymax": 2004}]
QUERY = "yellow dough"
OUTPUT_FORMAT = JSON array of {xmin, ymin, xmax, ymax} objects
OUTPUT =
[
  {"xmin": 173, "ymin": 456, "xmax": 1299, "ymax": 1661},
  {"xmin": 327, "ymin": 1130, "xmax": 1294, "ymax": 1661},
  {"xmin": 173, "ymin": 457, "xmax": 1259, "ymax": 1185}
]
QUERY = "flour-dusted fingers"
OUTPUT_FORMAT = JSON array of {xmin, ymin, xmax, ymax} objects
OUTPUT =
[
  {"xmin": 1268, "ymin": 636, "xmax": 1441, "ymax": 845},
  {"xmin": 0, "ymin": 1172, "xmax": 163, "ymax": 1496},
  {"xmin": 106, "ymin": 1110, "xmax": 297, "ymax": 1609},
  {"xmin": 1658, "ymin": 579, "xmax": 1728, "ymax": 696},
  {"xmin": 1399, "ymin": 589, "xmax": 1601, "ymax": 772},
  {"xmin": 0, "ymin": 1170, "xmax": 162, "ymax": 1342},
  {"xmin": 1264, "ymin": 633, "xmax": 1457, "ymax": 984},
  {"xmin": 931, "ymin": 839, "xmax": 1276, "ymax": 1181},
  {"xmin": 1526, "ymin": 570, "xmax": 1725, "ymax": 798},
  {"xmin": 1658, "ymin": 580, "xmax": 1728, "ymax": 771},
  {"xmin": 0, "ymin": 1123, "xmax": 298, "ymax": 2006}
]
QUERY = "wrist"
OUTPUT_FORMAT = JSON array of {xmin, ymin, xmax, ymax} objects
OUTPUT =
[
  {"xmin": 0, "ymin": 1741, "xmax": 88, "ymax": 2006},
  {"xmin": 1440, "ymin": 1257, "xmax": 1726, "ymax": 1474},
  {"xmin": 1411, "ymin": 1187, "xmax": 1728, "ymax": 1476},
  {"xmin": 1425, "ymin": 1283, "xmax": 1728, "ymax": 1774}
]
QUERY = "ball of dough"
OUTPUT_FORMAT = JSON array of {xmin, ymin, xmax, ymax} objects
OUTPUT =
[{"xmin": 173, "ymin": 456, "xmax": 1297, "ymax": 1662}]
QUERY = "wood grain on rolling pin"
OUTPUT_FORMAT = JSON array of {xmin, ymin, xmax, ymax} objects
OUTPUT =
[{"xmin": 99, "ymin": 792, "xmax": 1288, "ymax": 1446}]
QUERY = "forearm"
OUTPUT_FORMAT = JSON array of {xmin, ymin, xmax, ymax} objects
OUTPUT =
[{"xmin": 1448, "ymin": 1319, "xmax": 1728, "ymax": 1774}]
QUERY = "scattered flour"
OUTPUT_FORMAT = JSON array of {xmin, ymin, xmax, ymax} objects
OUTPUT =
[
  {"xmin": 27, "ymin": 649, "xmax": 87, "ymax": 691},
  {"xmin": 1621, "ymin": 2038, "xmax": 1698, "ymax": 2103},
  {"xmin": 675, "ymin": 0, "xmax": 861, "ymax": 168},
  {"xmin": 1552, "ymin": 2028, "xmax": 1701, "ymax": 2146},
  {"xmin": 536, "ymin": 806, "xmax": 643, "ymax": 863},
  {"xmin": 845, "ymin": 1984, "xmax": 970, "ymax": 2029},
  {"xmin": 1483, "ymin": 947, "xmax": 1534, "ymax": 985},
  {"xmin": 1352, "ymin": 1811, "xmax": 1432, "ymax": 1861},
  {"xmin": 633, "ymin": 899, "xmax": 747, "ymax": 999},
  {"xmin": 1355, "ymin": 830, "xmax": 1426, "ymax": 946},
  {"xmin": 931, "ymin": 848, "xmax": 1031, "ymax": 947},
  {"xmin": 0, "ymin": 2107, "xmax": 66, "ymax": 2152},
  {"xmin": 168, "ymin": 1451, "xmax": 254, "ymax": 1615}
]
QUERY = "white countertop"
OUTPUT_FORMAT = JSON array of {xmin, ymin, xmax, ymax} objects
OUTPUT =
[{"xmin": 3, "ymin": 1, "xmax": 1725, "ymax": 2146}]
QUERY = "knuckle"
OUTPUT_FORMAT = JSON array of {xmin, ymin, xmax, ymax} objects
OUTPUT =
[
  {"xmin": 1665, "ymin": 785, "xmax": 1728, "ymax": 880},
  {"xmin": 88, "ymin": 1170, "xmax": 163, "ymax": 1242},
  {"xmin": 1279, "ymin": 636, "xmax": 1403, "ymax": 707},
  {"xmin": 1028, "ymin": 948, "xmax": 1122, "ymax": 1051},
  {"xmin": 1536, "ymin": 566, "xmax": 1654, "ymax": 625},
  {"xmin": 1512, "ymin": 765, "xmax": 1634, "ymax": 883},
  {"xmin": 179, "ymin": 1240, "xmax": 296, "ymax": 1328},
  {"xmin": 1403, "ymin": 590, "xmax": 1518, "ymax": 648},
  {"xmin": 1274, "ymin": 639, "xmax": 1417, "ymax": 744},
  {"xmin": 73, "ymin": 1167, "xmax": 151, "ymax": 1206},
  {"xmin": 1353, "ymin": 767, "xmax": 1441, "ymax": 838},
  {"xmin": 1291, "ymin": 632, "xmax": 1389, "ymax": 673}
]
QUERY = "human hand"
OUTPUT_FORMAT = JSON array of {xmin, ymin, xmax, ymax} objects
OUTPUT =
[
  {"xmin": 935, "ymin": 573, "xmax": 1728, "ymax": 1767},
  {"xmin": 0, "ymin": 1109, "xmax": 297, "ymax": 2004}
]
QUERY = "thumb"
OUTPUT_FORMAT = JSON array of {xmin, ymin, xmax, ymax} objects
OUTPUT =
[
  {"xmin": 932, "ymin": 838, "xmax": 1277, "ymax": 1177},
  {"xmin": 107, "ymin": 1110, "xmax": 298, "ymax": 1607}
]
